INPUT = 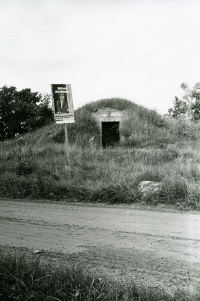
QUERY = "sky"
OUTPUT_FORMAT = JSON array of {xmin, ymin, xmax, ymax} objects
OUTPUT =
[{"xmin": 0, "ymin": 0, "xmax": 200, "ymax": 115}]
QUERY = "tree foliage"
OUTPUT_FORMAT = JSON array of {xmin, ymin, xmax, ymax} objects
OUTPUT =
[
  {"xmin": 0, "ymin": 86, "xmax": 54, "ymax": 140},
  {"xmin": 168, "ymin": 96, "xmax": 188, "ymax": 118},
  {"xmin": 168, "ymin": 82, "xmax": 200, "ymax": 120}
]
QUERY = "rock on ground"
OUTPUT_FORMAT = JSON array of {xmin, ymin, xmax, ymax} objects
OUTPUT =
[{"xmin": 138, "ymin": 181, "xmax": 162, "ymax": 199}]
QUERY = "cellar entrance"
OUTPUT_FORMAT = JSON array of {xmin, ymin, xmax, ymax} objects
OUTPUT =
[{"xmin": 102, "ymin": 122, "xmax": 120, "ymax": 148}]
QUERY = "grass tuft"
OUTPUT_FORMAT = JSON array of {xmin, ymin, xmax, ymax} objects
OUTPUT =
[{"xmin": 0, "ymin": 252, "xmax": 199, "ymax": 301}]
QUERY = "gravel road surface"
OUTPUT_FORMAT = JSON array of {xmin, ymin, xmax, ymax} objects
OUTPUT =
[{"xmin": 1, "ymin": 199, "xmax": 200, "ymax": 289}]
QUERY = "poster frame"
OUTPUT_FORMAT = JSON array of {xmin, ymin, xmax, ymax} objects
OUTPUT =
[{"xmin": 51, "ymin": 84, "xmax": 75, "ymax": 124}]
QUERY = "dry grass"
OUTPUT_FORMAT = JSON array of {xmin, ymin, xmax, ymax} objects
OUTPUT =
[
  {"xmin": 1, "ymin": 99, "xmax": 200, "ymax": 209},
  {"xmin": 1, "ymin": 249, "xmax": 200, "ymax": 301}
]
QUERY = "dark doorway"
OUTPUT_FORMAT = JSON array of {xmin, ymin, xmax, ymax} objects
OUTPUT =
[{"xmin": 102, "ymin": 122, "xmax": 120, "ymax": 147}]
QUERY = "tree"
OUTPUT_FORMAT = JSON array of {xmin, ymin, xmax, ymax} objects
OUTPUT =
[
  {"xmin": 168, "ymin": 96, "xmax": 187, "ymax": 118},
  {"xmin": 0, "ymin": 86, "xmax": 54, "ymax": 140},
  {"xmin": 168, "ymin": 82, "xmax": 200, "ymax": 120}
]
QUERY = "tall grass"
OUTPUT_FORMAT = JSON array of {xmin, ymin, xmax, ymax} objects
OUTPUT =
[
  {"xmin": 1, "ymin": 98, "xmax": 200, "ymax": 208},
  {"xmin": 0, "ymin": 251, "xmax": 199, "ymax": 301}
]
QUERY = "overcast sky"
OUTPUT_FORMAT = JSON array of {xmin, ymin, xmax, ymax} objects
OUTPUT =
[{"xmin": 0, "ymin": 0, "xmax": 200, "ymax": 114}]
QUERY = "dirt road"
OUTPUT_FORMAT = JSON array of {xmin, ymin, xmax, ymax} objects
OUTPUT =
[{"xmin": 1, "ymin": 199, "xmax": 200, "ymax": 289}]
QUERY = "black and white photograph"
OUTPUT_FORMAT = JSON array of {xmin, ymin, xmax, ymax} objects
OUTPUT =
[{"xmin": 1, "ymin": 1, "xmax": 200, "ymax": 300}]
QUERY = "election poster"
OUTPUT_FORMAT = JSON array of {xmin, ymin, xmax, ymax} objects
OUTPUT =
[{"xmin": 51, "ymin": 84, "xmax": 75, "ymax": 124}]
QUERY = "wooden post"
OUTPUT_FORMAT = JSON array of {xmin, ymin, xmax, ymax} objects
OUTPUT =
[{"xmin": 64, "ymin": 123, "xmax": 70, "ymax": 164}]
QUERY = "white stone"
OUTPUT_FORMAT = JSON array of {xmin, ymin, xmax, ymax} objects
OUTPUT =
[{"xmin": 138, "ymin": 181, "xmax": 162, "ymax": 199}]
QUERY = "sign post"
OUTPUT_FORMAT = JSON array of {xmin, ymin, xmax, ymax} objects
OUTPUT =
[
  {"xmin": 51, "ymin": 84, "xmax": 75, "ymax": 165},
  {"xmin": 64, "ymin": 123, "xmax": 70, "ymax": 163}
]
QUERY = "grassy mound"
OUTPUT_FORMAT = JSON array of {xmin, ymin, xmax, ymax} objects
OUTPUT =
[
  {"xmin": 51, "ymin": 98, "xmax": 167, "ymax": 146},
  {"xmin": 1, "ymin": 98, "xmax": 200, "ymax": 208}
]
